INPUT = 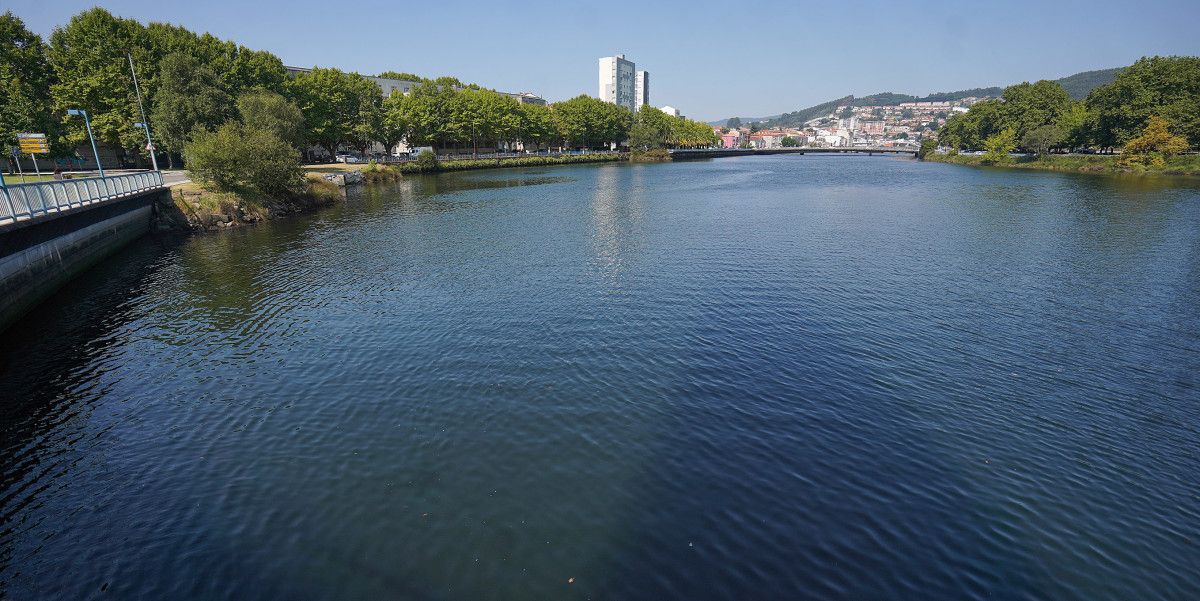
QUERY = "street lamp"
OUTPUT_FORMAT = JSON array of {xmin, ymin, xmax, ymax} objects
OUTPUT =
[
  {"xmin": 67, "ymin": 109, "xmax": 104, "ymax": 178},
  {"xmin": 133, "ymin": 122, "xmax": 158, "ymax": 172}
]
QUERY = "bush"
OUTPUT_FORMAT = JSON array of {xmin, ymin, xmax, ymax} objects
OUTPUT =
[
  {"xmin": 1119, "ymin": 116, "xmax": 1189, "ymax": 168},
  {"xmin": 917, "ymin": 139, "xmax": 937, "ymax": 160},
  {"xmin": 981, "ymin": 128, "xmax": 1017, "ymax": 165},
  {"xmin": 184, "ymin": 123, "xmax": 304, "ymax": 197},
  {"xmin": 413, "ymin": 150, "xmax": 439, "ymax": 172}
]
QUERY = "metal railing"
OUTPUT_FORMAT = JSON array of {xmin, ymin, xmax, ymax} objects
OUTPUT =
[{"xmin": 0, "ymin": 171, "xmax": 164, "ymax": 226}]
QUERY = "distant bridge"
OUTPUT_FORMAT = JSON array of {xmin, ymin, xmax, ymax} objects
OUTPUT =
[{"xmin": 670, "ymin": 147, "xmax": 917, "ymax": 160}]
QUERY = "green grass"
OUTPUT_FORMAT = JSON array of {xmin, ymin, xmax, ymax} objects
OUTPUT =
[{"xmin": 926, "ymin": 152, "xmax": 1200, "ymax": 176}]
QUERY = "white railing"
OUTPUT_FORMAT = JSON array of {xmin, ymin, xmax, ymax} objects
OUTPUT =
[{"xmin": 0, "ymin": 171, "xmax": 165, "ymax": 226}]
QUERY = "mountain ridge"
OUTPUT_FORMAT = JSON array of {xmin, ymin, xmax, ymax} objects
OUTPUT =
[{"xmin": 709, "ymin": 68, "xmax": 1122, "ymax": 127}]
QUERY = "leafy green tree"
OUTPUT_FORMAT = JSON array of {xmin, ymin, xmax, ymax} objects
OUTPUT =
[
  {"xmin": 629, "ymin": 106, "xmax": 671, "ymax": 150},
  {"xmin": 49, "ymin": 7, "xmax": 153, "ymax": 165},
  {"xmin": 377, "ymin": 71, "xmax": 424, "ymax": 82},
  {"xmin": 917, "ymin": 138, "xmax": 937, "ymax": 159},
  {"xmin": 151, "ymin": 52, "xmax": 231, "ymax": 168},
  {"xmin": 184, "ymin": 121, "xmax": 302, "ymax": 196},
  {"xmin": 1020, "ymin": 124, "xmax": 1063, "ymax": 156},
  {"xmin": 981, "ymin": 127, "xmax": 1017, "ymax": 164},
  {"xmin": 726, "ymin": 117, "xmax": 741, "ymax": 129},
  {"xmin": 1000, "ymin": 80, "xmax": 1072, "ymax": 142},
  {"xmin": 396, "ymin": 80, "xmax": 461, "ymax": 152},
  {"xmin": 553, "ymin": 95, "xmax": 631, "ymax": 149},
  {"xmin": 0, "ymin": 11, "xmax": 61, "ymax": 160},
  {"xmin": 1055, "ymin": 101, "xmax": 1091, "ymax": 149},
  {"xmin": 379, "ymin": 92, "xmax": 411, "ymax": 156},
  {"xmin": 287, "ymin": 67, "xmax": 381, "ymax": 158},
  {"xmin": 1086, "ymin": 56, "xmax": 1200, "ymax": 149},
  {"xmin": 781, "ymin": 136, "xmax": 799, "ymax": 147},
  {"xmin": 236, "ymin": 90, "xmax": 304, "ymax": 148},
  {"xmin": 517, "ymin": 102, "xmax": 560, "ymax": 150}
]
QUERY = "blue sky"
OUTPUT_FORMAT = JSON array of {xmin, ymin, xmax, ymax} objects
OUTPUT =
[{"xmin": 11, "ymin": 0, "xmax": 1199, "ymax": 121}]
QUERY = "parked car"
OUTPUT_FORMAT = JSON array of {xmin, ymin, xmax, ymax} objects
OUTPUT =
[{"xmin": 335, "ymin": 154, "xmax": 361, "ymax": 164}]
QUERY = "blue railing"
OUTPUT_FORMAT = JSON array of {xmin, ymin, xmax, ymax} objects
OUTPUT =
[{"xmin": 0, "ymin": 171, "xmax": 164, "ymax": 226}]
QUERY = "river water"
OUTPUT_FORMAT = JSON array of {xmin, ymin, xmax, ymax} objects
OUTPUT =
[{"xmin": 2, "ymin": 156, "xmax": 1199, "ymax": 600}]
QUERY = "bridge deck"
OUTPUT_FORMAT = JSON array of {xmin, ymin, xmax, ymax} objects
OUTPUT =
[{"xmin": 1, "ymin": 172, "xmax": 165, "ymax": 229}]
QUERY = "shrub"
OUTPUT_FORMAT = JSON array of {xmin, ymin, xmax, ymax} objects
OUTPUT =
[
  {"xmin": 184, "ymin": 123, "xmax": 304, "ymax": 197},
  {"xmin": 917, "ymin": 139, "xmax": 937, "ymax": 160},
  {"xmin": 413, "ymin": 150, "xmax": 439, "ymax": 172},
  {"xmin": 1119, "ymin": 116, "xmax": 1189, "ymax": 168},
  {"xmin": 981, "ymin": 128, "xmax": 1017, "ymax": 165}
]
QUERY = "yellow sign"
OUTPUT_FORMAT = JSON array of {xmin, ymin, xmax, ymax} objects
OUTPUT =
[{"xmin": 17, "ymin": 133, "xmax": 49, "ymax": 154}]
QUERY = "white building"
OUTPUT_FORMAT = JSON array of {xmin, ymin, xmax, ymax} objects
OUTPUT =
[
  {"xmin": 660, "ymin": 105, "xmax": 681, "ymax": 118},
  {"xmin": 598, "ymin": 54, "xmax": 637, "ymax": 112},
  {"xmin": 634, "ymin": 70, "xmax": 650, "ymax": 110}
]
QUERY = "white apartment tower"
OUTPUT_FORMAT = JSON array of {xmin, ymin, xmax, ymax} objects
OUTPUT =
[
  {"xmin": 635, "ymin": 70, "xmax": 650, "ymax": 110},
  {"xmin": 598, "ymin": 54, "xmax": 637, "ymax": 112}
]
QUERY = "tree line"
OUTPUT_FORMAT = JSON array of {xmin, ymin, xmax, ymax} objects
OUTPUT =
[
  {"xmin": 1, "ymin": 8, "xmax": 717, "ymax": 176},
  {"xmin": 937, "ymin": 56, "xmax": 1199, "ymax": 161}
]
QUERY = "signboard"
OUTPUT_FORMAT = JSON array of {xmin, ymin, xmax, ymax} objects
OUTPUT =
[{"xmin": 17, "ymin": 133, "xmax": 50, "ymax": 154}]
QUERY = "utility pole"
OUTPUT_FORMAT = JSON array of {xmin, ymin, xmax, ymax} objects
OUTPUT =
[{"xmin": 127, "ymin": 51, "xmax": 158, "ymax": 171}]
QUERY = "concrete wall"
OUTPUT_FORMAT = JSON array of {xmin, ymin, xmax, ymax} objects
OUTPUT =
[{"xmin": 0, "ymin": 188, "xmax": 166, "ymax": 332}]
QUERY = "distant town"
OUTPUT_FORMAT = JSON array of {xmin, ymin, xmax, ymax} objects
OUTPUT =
[{"xmin": 711, "ymin": 98, "xmax": 983, "ymax": 151}]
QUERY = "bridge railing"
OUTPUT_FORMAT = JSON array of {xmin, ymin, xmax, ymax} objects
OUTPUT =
[{"xmin": 0, "ymin": 171, "xmax": 165, "ymax": 227}]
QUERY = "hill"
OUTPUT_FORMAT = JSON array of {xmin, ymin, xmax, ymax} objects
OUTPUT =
[{"xmin": 714, "ymin": 67, "xmax": 1122, "ymax": 128}]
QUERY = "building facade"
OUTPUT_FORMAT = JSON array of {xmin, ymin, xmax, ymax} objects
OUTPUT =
[
  {"xmin": 598, "ymin": 54, "xmax": 637, "ymax": 112},
  {"xmin": 634, "ymin": 70, "xmax": 650, "ymax": 110}
]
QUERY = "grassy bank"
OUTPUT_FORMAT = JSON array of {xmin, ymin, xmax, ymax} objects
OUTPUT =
[
  {"xmin": 165, "ymin": 174, "xmax": 341, "ymax": 231},
  {"xmin": 926, "ymin": 152, "xmax": 1200, "ymax": 176}
]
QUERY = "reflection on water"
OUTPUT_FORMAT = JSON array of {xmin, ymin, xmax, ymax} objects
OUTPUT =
[{"xmin": 1, "ymin": 158, "xmax": 1199, "ymax": 600}]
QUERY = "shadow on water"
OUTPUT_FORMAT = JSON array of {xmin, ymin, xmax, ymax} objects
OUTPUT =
[{"xmin": 0, "ymin": 234, "xmax": 185, "ymax": 592}]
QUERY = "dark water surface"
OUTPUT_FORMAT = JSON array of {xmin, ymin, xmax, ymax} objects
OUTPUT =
[{"xmin": 2, "ymin": 157, "xmax": 1199, "ymax": 600}]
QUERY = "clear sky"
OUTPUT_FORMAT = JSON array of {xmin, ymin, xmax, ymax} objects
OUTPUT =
[{"xmin": 10, "ymin": 0, "xmax": 1200, "ymax": 121}]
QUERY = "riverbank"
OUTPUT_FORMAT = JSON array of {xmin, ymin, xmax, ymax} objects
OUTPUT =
[
  {"xmin": 161, "ymin": 174, "xmax": 342, "ymax": 232},
  {"xmin": 926, "ymin": 152, "xmax": 1200, "ymax": 176},
  {"xmin": 394, "ymin": 153, "xmax": 624, "ymax": 174}
]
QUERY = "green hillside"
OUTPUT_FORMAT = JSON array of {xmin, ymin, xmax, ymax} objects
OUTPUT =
[{"xmin": 723, "ymin": 67, "xmax": 1122, "ymax": 128}]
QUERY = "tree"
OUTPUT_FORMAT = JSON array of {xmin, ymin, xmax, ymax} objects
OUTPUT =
[
  {"xmin": 396, "ymin": 80, "xmax": 461, "ymax": 152},
  {"xmin": 781, "ymin": 136, "xmax": 799, "ymax": 147},
  {"xmin": 184, "ymin": 122, "xmax": 302, "ymax": 196},
  {"xmin": 1086, "ymin": 56, "xmax": 1200, "ymax": 150},
  {"xmin": 1000, "ymin": 80, "xmax": 1072, "ymax": 142},
  {"xmin": 379, "ymin": 92, "xmax": 411, "ymax": 157},
  {"xmin": 236, "ymin": 90, "xmax": 304, "ymax": 148},
  {"xmin": 0, "ymin": 11, "xmax": 60, "ymax": 162},
  {"xmin": 917, "ymin": 138, "xmax": 937, "ymax": 159},
  {"xmin": 629, "ymin": 106, "xmax": 671, "ymax": 150},
  {"xmin": 287, "ymin": 67, "xmax": 381, "ymax": 158},
  {"xmin": 1020, "ymin": 124, "xmax": 1063, "ymax": 156},
  {"xmin": 726, "ymin": 117, "xmax": 741, "ymax": 129},
  {"xmin": 981, "ymin": 127, "xmax": 1017, "ymax": 165},
  {"xmin": 553, "ymin": 95, "xmax": 630, "ymax": 149},
  {"xmin": 377, "ymin": 71, "xmax": 424, "ymax": 82},
  {"xmin": 517, "ymin": 102, "xmax": 560, "ymax": 150},
  {"xmin": 1055, "ymin": 101, "xmax": 1091, "ymax": 150},
  {"xmin": 49, "ymin": 8, "xmax": 153, "ymax": 165},
  {"xmin": 151, "ymin": 52, "xmax": 231, "ymax": 168},
  {"xmin": 1120, "ymin": 115, "xmax": 1189, "ymax": 167}
]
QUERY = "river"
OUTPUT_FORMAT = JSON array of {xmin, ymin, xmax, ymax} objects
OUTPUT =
[{"xmin": 2, "ymin": 156, "xmax": 1198, "ymax": 600}]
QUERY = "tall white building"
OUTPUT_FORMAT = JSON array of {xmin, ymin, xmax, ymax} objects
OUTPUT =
[
  {"xmin": 598, "ymin": 54, "xmax": 637, "ymax": 112},
  {"xmin": 634, "ymin": 70, "xmax": 650, "ymax": 110}
]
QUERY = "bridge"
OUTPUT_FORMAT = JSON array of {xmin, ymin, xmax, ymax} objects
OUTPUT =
[
  {"xmin": 1, "ymin": 171, "xmax": 168, "ymax": 331},
  {"xmin": 670, "ymin": 147, "xmax": 917, "ymax": 160}
]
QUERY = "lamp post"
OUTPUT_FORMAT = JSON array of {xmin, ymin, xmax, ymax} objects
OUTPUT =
[
  {"xmin": 67, "ymin": 109, "xmax": 104, "ymax": 178},
  {"xmin": 126, "ymin": 51, "xmax": 159, "ymax": 172},
  {"xmin": 133, "ymin": 122, "xmax": 158, "ymax": 172}
]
